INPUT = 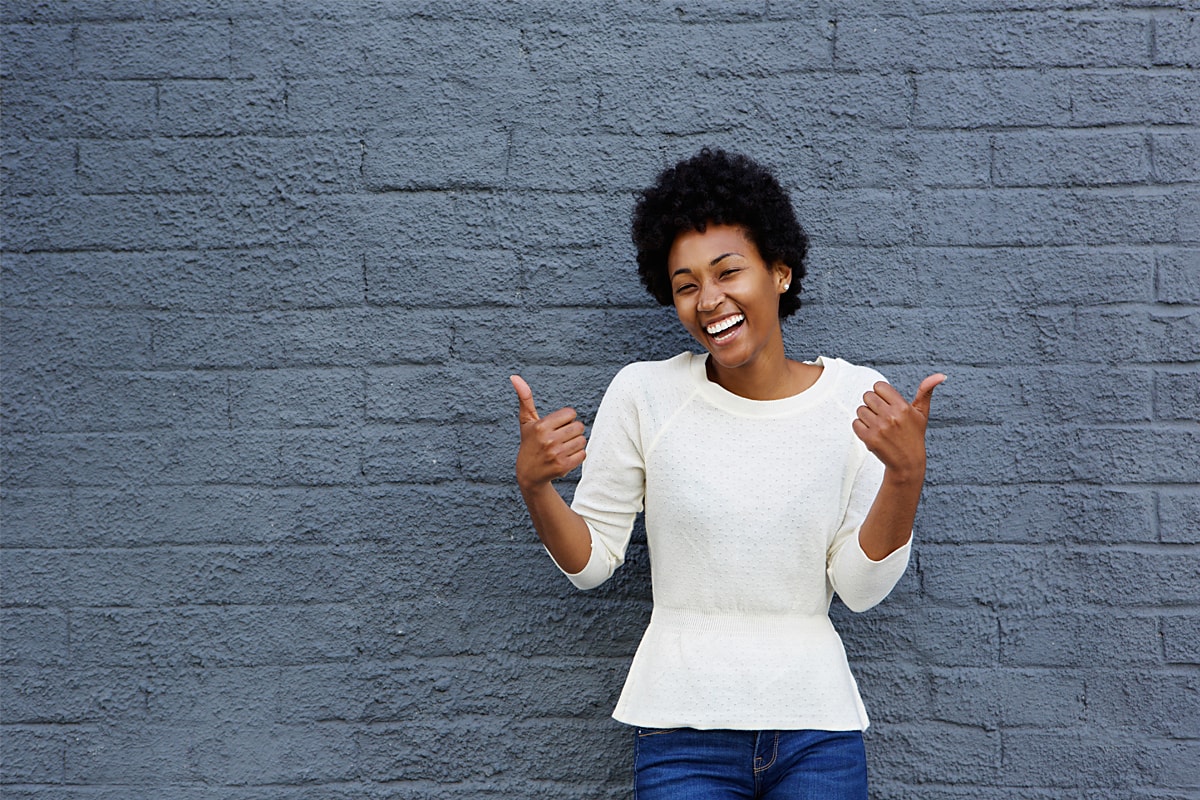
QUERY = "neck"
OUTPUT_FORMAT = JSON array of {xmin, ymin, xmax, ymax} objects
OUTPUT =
[{"xmin": 706, "ymin": 340, "xmax": 799, "ymax": 401}]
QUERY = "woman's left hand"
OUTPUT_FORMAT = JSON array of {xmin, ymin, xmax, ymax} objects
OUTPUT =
[{"xmin": 852, "ymin": 374, "xmax": 946, "ymax": 484}]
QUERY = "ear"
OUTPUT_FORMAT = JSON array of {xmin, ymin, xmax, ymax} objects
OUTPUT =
[{"xmin": 773, "ymin": 262, "xmax": 792, "ymax": 293}]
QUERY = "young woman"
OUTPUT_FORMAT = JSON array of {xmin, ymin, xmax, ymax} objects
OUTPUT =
[{"xmin": 511, "ymin": 149, "xmax": 943, "ymax": 799}]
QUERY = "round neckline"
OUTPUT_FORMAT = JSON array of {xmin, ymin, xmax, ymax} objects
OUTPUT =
[{"xmin": 687, "ymin": 352, "xmax": 837, "ymax": 417}]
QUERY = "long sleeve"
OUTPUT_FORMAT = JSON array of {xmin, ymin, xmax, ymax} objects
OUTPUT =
[
  {"xmin": 555, "ymin": 367, "xmax": 647, "ymax": 590},
  {"xmin": 826, "ymin": 446, "xmax": 912, "ymax": 612}
]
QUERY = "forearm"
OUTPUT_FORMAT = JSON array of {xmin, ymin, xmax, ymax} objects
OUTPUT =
[
  {"xmin": 857, "ymin": 468, "xmax": 924, "ymax": 561},
  {"xmin": 519, "ymin": 480, "xmax": 593, "ymax": 574}
]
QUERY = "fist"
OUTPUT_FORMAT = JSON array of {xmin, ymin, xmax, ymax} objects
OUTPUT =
[
  {"xmin": 852, "ymin": 374, "xmax": 945, "ymax": 481},
  {"xmin": 511, "ymin": 375, "xmax": 588, "ymax": 490}
]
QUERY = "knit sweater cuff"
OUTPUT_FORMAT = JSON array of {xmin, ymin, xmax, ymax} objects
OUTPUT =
[
  {"xmin": 831, "ymin": 533, "xmax": 912, "ymax": 612},
  {"xmin": 545, "ymin": 531, "xmax": 612, "ymax": 591}
]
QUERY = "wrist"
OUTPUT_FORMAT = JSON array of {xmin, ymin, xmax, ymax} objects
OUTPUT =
[
  {"xmin": 881, "ymin": 462, "xmax": 926, "ymax": 490},
  {"xmin": 517, "ymin": 476, "xmax": 555, "ymax": 498}
]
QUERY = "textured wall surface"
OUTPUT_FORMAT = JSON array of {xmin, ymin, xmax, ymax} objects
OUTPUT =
[{"xmin": 2, "ymin": 1, "xmax": 1198, "ymax": 797}]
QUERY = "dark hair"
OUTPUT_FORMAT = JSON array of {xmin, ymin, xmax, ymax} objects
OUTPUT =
[{"xmin": 631, "ymin": 148, "xmax": 808, "ymax": 318}]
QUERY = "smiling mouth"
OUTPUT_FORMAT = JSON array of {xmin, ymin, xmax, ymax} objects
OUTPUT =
[{"xmin": 705, "ymin": 313, "xmax": 745, "ymax": 343}]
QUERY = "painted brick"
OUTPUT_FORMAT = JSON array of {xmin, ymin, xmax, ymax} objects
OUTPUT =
[
  {"xmin": 65, "ymin": 722, "xmax": 362, "ymax": 785},
  {"xmin": 76, "ymin": 21, "xmax": 230, "ymax": 79},
  {"xmin": 0, "ymin": 2, "xmax": 151, "ymax": 24},
  {"xmin": 1162, "ymin": 615, "xmax": 1199, "ymax": 665},
  {"xmin": 1152, "ymin": 131, "xmax": 1200, "ymax": 184},
  {"xmin": 791, "ymin": 188, "xmax": 915, "ymax": 246},
  {"xmin": 1155, "ymin": 370, "xmax": 1200, "ymax": 421},
  {"xmin": 1068, "ymin": 70, "xmax": 1199, "ymax": 126},
  {"xmin": 453, "ymin": 307, "xmax": 692, "ymax": 367},
  {"xmin": 78, "ymin": 136, "xmax": 363, "ymax": 196},
  {"xmin": 1001, "ymin": 730, "xmax": 1166, "ymax": 789},
  {"xmin": 1, "ymin": 546, "xmax": 375, "ymax": 608},
  {"xmin": 228, "ymin": 368, "xmax": 361, "ymax": 429},
  {"xmin": 847, "ymin": 662, "xmax": 931, "ymax": 725},
  {"xmin": 920, "ymin": 486, "xmax": 1157, "ymax": 546},
  {"xmin": 0, "ymin": 79, "xmax": 157, "ymax": 140},
  {"xmin": 916, "ymin": 70, "xmax": 1197, "ymax": 128},
  {"xmin": 523, "ymin": 19, "xmax": 832, "ymax": 81},
  {"xmin": 474, "ymin": 73, "xmax": 918, "ymax": 137},
  {"xmin": 929, "ymin": 667, "xmax": 1085, "ymax": 729},
  {"xmin": 0, "ymin": 430, "xmax": 329, "ymax": 488},
  {"xmin": 796, "ymin": 305, "xmax": 1045, "ymax": 367},
  {"xmin": 520, "ymin": 248, "xmax": 656, "ymax": 309},
  {"xmin": 0, "ymin": 23, "xmax": 75, "ymax": 80},
  {"xmin": 1153, "ymin": 11, "xmax": 1199, "ymax": 67},
  {"xmin": 1000, "ymin": 612, "xmax": 1161, "ymax": 667},
  {"xmin": 506, "ymin": 133, "xmax": 679, "ymax": 193},
  {"xmin": 915, "ymin": 189, "xmax": 1196, "ymax": 247},
  {"xmin": 993, "ymin": 131, "xmax": 1150, "ymax": 187},
  {"xmin": 148, "ymin": 309, "xmax": 453, "ymax": 369},
  {"xmin": 0, "ymin": 138, "xmax": 76, "ymax": 197},
  {"xmin": 0, "ymin": 609, "xmax": 68, "ymax": 665},
  {"xmin": 0, "ymin": 483, "xmax": 526, "ymax": 549},
  {"xmin": 156, "ymin": 78, "xmax": 288, "ymax": 137},
  {"xmin": 915, "ymin": 246, "xmax": 1156, "ymax": 307},
  {"xmin": 889, "ymin": 365, "xmax": 1155, "ymax": 427},
  {"xmin": 1, "ymin": 309, "xmax": 155, "ymax": 370},
  {"xmin": 912, "ymin": 0, "xmax": 1109, "ymax": 10},
  {"xmin": 1085, "ymin": 670, "xmax": 1200, "ymax": 739},
  {"xmin": 234, "ymin": 17, "xmax": 522, "ymax": 80},
  {"xmin": 1, "ymin": 194, "xmax": 316, "ymax": 253},
  {"xmin": 0, "ymin": 249, "xmax": 363, "ymax": 312},
  {"xmin": 1072, "ymin": 426, "xmax": 1200, "ymax": 485},
  {"xmin": 2, "ymin": 368, "xmax": 229, "ymax": 434},
  {"xmin": 366, "ymin": 364, "xmax": 613, "ymax": 425},
  {"xmin": 69, "ymin": 604, "xmax": 364, "ymax": 668},
  {"xmin": 925, "ymin": 546, "xmax": 1200, "ymax": 609},
  {"xmin": 838, "ymin": 13, "xmax": 1150, "ymax": 70},
  {"xmin": 1156, "ymin": 249, "xmax": 1200, "ymax": 304},
  {"xmin": 364, "ymin": 246, "xmax": 521, "ymax": 308},
  {"xmin": 803, "ymin": 245, "xmax": 922, "ymax": 308},
  {"xmin": 0, "ymin": 488, "xmax": 75, "ymax": 548},
  {"xmin": 788, "ymin": 131, "xmax": 992, "ymax": 190},
  {"xmin": 1158, "ymin": 489, "xmax": 1200, "ymax": 545},
  {"xmin": 354, "ymin": 717, "xmax": 627, "ymax": 784},
  {"xmin": 836, "ymin": 605, "xmax": 1000, "ymax": 667},
  {"xmin": 1038, "ymin": 307, "xmax": 1200, "ymax": 364},
  {"xmin": 866, "ymin": 723, "xmax": 1001, "ymax": 786},
  {"xmin": 363, "ymin": 131, "xmax": 509, "ymax": 192},
  {"xmin": 360, "ymin": 423, "xmax": 461, "ymax": 483},
  {"xmin": 0, "ymin": 726, "xmax": 66, "ymax": 783}
]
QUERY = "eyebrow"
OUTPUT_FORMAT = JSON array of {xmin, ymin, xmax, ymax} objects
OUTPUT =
[{"xmin": 670, "ymin": 252, "xmax": 740, "ymax": 279}]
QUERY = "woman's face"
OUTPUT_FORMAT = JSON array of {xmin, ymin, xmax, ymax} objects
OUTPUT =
[{"xmin": 667, "ymin": 224, "xmax": 790, "ymax": 374}]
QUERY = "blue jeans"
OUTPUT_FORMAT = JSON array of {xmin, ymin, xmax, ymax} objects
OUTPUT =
[{"xmin": 634, "ymin": 727, "xmax": 868, "ymax": 800}]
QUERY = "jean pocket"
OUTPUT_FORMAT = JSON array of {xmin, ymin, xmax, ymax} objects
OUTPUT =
[{"xmin": 636, "ymin": 727, "xmax": 682, "ymax": 738}]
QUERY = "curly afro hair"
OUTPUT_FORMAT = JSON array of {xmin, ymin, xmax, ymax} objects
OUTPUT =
[{"xmin": 631, "ymin": 148, "xmax": 808, "ymax": 319}]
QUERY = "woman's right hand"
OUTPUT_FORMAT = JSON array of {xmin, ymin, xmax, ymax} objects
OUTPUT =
[{"xmin": 511, "ymin": 375, "xmax": 588, "ymax": 491}]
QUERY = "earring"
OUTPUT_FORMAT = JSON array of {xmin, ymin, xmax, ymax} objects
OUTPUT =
[{"xmin": 782, "ymin": 283, "xmax": 790, "ymax": 291}]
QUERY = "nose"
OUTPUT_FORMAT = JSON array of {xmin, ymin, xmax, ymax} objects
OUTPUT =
[{"xmin": 697, "ymin": 281, "xmax": 723, "ymax": 312}]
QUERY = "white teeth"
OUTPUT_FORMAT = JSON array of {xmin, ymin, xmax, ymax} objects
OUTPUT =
[{"xmin": 706, "ymin": 314, "xmax": 744, "ymax": 335}]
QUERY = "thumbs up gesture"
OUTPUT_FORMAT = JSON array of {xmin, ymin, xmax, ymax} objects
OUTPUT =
[
  {"xmin": 511, "ymin": 375, "xmax": 588, "ymax": 491},
  {"xmin": 852, "ymin": 374, "xmax": 946, "ymax": 483}
]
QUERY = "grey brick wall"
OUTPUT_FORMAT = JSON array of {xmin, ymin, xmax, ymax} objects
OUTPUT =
[{"xmin": 1, "ymin": 1, "xmax": 1197, "ymax": 798}]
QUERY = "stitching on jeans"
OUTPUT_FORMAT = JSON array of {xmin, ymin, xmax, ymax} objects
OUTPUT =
[
  {"xmin": 636, "ymin": 727, "xmax": 681, "ymax": 738},
  {"xmin": 753, "ymin": 731, "xmax": 779, "ymax": 774}
]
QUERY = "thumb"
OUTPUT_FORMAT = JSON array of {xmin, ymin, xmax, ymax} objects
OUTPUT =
[
  {"xmin": 510, "ymin": 374, "xmax": 540, "ymax": 424},
  {"xmin": 911, "ymin": 373, "xmax": 947, "ymax": 417}
]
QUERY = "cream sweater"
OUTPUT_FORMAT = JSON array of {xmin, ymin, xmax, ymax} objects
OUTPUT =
[{"xmin": 556, "ymin": 351, "xmax": 911, "ymax": 731}]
